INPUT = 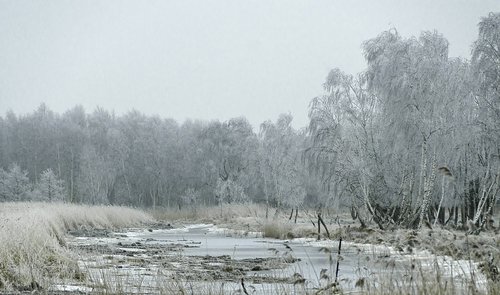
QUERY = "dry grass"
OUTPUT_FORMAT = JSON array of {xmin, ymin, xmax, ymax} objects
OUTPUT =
[
  {"xmin": 355, "ymin": 250, "xmax": 499, "ymax": 295},
  {"xmin": 151, "ymin": 203, "xmax": 263, "ymax": 221},
  {"xmin": 0, "ymin": 202, "xmax": 153, "ymax": 291},
  {"xmin": 262, "ymin": 221, "xmax": 294, "ymax": 239},
  {"xmin": 151, "ymin": 203, "xmax": 266, "ymax": 235},
  {"xmin": 152, "ymin": 204, "xmax": 318, "ymax": 239}
]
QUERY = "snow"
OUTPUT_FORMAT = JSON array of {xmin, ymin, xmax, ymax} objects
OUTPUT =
[{"xmin": 51, "ymin": 284, "xmax": 93, "ymax": 293}]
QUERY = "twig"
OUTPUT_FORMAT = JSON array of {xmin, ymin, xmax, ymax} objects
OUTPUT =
[
  {"xmin": 318, "ymin": 212, "xmax": 331, "ymax": 238},
  {"xmin": 335, "ymin": 236, "xmax": 342, "ymax": 284},
  {"xmin": 241, "ymin": 278, "xmax": 249, "ymax": 295}
]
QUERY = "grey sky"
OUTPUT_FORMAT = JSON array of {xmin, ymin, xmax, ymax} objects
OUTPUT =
[{"xmin": 0, "ymin": 1, "xmax": 498, "ymax": 129}]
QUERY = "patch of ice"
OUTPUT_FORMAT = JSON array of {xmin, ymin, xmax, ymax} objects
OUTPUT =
[
  {"xmin": 289, "ymin": 236, "xmax": 487, "ymax": 292},
  {"xmin": 159, "ymin": 227, "xmax": 190, "ymax": 233},
  {"xmin": 184, "ymin": 223, "xmax": 214, "ymax": 229},
  {"xmin": 51, "ymin": 284, "xmax": 93, "ymax": 292},
  {"xmin": 290, "ymin": 237, "xmax": 316, "ymax": 243},
  {"xmin": 123, "ymin": 231, "xmax": 142, "ymax": 237},
  {"xmin": 75, "ymin": 236, "xmax": 90, "ymax": 240},
  {"xmin": 207, "ymin": 226, "xmax": 225, "ymax": 234},
  {"xmin": 117, "ymin": 247, "xmax": 147, "ymax": 252},
  {"xmin": 206, "ymin": 225, "xmax": 262, "ymax": 238}
]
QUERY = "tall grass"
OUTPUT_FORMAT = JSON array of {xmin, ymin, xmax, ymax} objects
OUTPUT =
[
  {"xmin": 151, "ymin": 203, "xmax": 265, "ymax": 228},
  {"xmin": 358, "ymin": 257, "xmax": 497, "ymax": 295},
  {"xmin": 0, "ymin": 202, "xmax": 153, "ymax": 291}
]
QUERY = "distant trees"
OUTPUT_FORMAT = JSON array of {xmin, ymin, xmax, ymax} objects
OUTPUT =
[
  {"xmin": 215, "ymin": 178, "xmax": 248, "ymax": 204},
  {"xmin": 259, "ymin": 114, "xmax": 307, "ymax": 217},
  {"xmin": 199, "ymin": 118, "xmax": 259, "ymax": 206},
  {"xmin": 0, "ymin": 106, "xmax": 309, "ymax": 209},
  {"xmin": 0, "ymin": 165, "xmax": 64, "ymax": 202},
  {"xmin": 181, "ymin": 187, "xmax": 201, "ymax": 213}
]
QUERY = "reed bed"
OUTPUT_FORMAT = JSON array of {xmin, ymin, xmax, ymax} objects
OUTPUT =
[{"xmin": 0, "ymin": 202, "xmax": 153, "ymax": 291}]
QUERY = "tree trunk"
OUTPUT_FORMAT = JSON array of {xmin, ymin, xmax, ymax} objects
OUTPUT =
[
  {"xmin": 265, "ymin": 200, "xmax": 269, "ymax": 219},
  {"xmin": 418, "ymin": 139, "xmax": 427, "ymax": 202},
  {"xmin": 434, "ymin": 175, "xmax": 447, "ymax": 226},
  {"xmin": 317, "ymin": 212, "xmax": 321, "ymax": 240},
  {"xmin": 419, "ymin": 152, "xmax": 436, "ymax": 229},
  {"xmin": 122, "ymin": 160, "xmax": 132, "ymax": 201},
  {"xmin": 318, "ymin": 212, "xmax": 330, "ymax": 239},
  {"xmin": 70, "ymin": 148, "xmax": 74, "ymax": 203},
  {"xmin": 438, "ymin": 206, "xmax": 445, "ymax": 224},
  {"xmin": 473, "ymin": 168, "xmax": 495, "ymax": 224},
  {"xmin": 476, "ymin": 173, "xmax": 499, "ymax": 228}
]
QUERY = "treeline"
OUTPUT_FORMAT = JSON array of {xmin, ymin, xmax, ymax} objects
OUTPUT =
[
  {"xmin": 0, "ymin": 105, "xmax": 314, "ymax": 212},
  {"xmin": 1, "ymin": 13, "xmax": 499, "ymax": 231}
]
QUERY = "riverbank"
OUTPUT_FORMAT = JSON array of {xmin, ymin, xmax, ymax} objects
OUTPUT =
[
  {"xmin": 152, "ymin": 204, "xmax": 499, "ymax": 268},
  {"xmin": 65, "ymin": 222, "xmax": 496, "ymax": 294},
  {"xmin": 152, "ymin": 204, "xmax": 500, "ymax": 292},
  {"xmin": 0, "ymin": 202, "xmax": 498, "ymax": 294},
  {"xmin": 0, "ymin": 202, "xmax": 153, "ymax": 292}
]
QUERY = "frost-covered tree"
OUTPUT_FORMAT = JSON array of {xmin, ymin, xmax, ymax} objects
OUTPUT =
[
  {"xmin": 308, "ymin": 69, "xmax": 381, "ymax": 227},
  {"xmin": 181, "ymin": 187, "xmax": 201, "ymax": 213},
  {"xmin": 200, "ymin": 118, "xmax": 258, "ymax": 204},
  {"xmin": 33, "ymin": 168, "xmax": 65, "ymax": 202},
  {"xmin": 59, "ymin": 105, "xmax": 87, "ymax": 203},
  {"xmin": 78, "ymin": 144, "xmax": 114, "ymax": 205},
  {"xmin": 307, "ymin": 27, "xmax": 491, "ymax": 230},
  {"xmin": 0, "ymin": 163, "xmax": 30, "ymax": 201},
  {"xmin": 215, "ymin": 178, "xmax": 248, "ymax": 204},
  {"xmin": 472, "ymin": 12, "xmax": 500, "ymax": 142},
  {"xmin": 281, "ymin": 162, "xmax": 307, "ymax": 221},
  {"xmin": 469, "ymin": 12, "xmax": 500, "ymax": 228},
  {"xmin": 362, "ymin": 30, "xmax": 467, "ymax": 228},
  {"xmin": 260, "ymin": 114, "xmax": 307, "ymax": 217}
]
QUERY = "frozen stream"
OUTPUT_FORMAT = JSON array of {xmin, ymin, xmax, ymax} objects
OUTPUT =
[
  {"xmin": 128, "ymin": 224, "xmax": 358, "ymax": 284},
  {"xmin": 62, "ymin": 224, "xmax": 486, "ymax": 294}
]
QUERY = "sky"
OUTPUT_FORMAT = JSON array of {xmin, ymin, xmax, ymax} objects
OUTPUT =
[{"xmin": 0, "ymin": 1, "xmax": 499, "ymax": 129}]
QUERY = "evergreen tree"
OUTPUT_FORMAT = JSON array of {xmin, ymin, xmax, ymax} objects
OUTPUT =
[
  {"xmin": 0, "ymin": 163, "xmax": 30, "ymax": 201},
  {"xmin": 34, "ymin": 168, "xmax": 65, "ymax": 202}
]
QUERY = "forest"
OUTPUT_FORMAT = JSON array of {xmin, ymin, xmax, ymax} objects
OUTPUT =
[{"xmin": 1, "ymin": 12, "xmax": 499, "ymax": 232}]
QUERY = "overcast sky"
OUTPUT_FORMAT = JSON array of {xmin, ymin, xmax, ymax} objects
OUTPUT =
[{"xmin": 1, "ymin": 1, "xmax": 498, "ymax": 128}]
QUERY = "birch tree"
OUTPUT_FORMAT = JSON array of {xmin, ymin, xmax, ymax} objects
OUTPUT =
[
  {"xmin": 465, "ymin": 12, "xmax": 500, "ymax": 229},
  {"xmin": 260, "ymin": 114, "xmax": 307, "ymax": 217},
  {"xmin": 363, "ymin": 30, "xmax": 461, "ymax": 228},
  {"xmin": 308, "ymin": 69, "xmax": 382, "ymax": 227}
]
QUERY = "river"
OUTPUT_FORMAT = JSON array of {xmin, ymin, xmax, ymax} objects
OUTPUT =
[{"xmin": 59, "ymin": 224, "xmax": 485, "ymax": 294}]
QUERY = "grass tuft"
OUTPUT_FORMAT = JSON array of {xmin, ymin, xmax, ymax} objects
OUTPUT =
[{"xmin": 262, "ymin": 221, "xmax": 293, "ymax": 239}]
